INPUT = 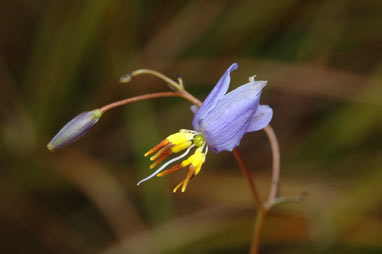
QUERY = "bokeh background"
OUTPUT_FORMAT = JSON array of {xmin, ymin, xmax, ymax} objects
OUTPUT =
[{"xmin": 1, "ymin": 0, "xmax": 381, "ymax": 253}]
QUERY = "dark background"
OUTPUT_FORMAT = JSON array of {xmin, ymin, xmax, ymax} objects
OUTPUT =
[{"xmin": 0, "ymin": 0, "xmax": 381, "ymax": 253}]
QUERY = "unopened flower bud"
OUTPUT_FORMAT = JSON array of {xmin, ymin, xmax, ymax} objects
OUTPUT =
[{"xmin": 47, "ymin": 109, "xmax": 102, "ymax": 151}]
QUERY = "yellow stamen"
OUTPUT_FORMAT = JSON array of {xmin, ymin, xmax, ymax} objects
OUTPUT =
[
  {"xmin": 181, "ymin": 166, "xmax": 195, "ymax": 192},
  {"xmin": 167, "ymin": 132, "xmax": 193, "ymax": 145},
  {"xmin": 149, "ymin": 150, "xmax": 171, "ymax": 169},
  {"xmin": 170, "ymin": 140, "xmax": 192, "ymax": 153},
  {"xmin": 173, "ymin": 180, "xmax": 185, "ymax": 193},
  {"xmin": 141, "ymin": 130, "xmax": 207, "ymax": 193},
  {"xmin": 194, "ymin": 164, "xmax": 203, "ymax": 176},
  {"xmin": 150, "ymin": 144, "xmax": 172, "ymax": 161},
  {"xmin": 156, "ymin": 164, "xmax": 183, "ymax": 177},
  {"xmin": 145, "ymin": 139, "xmax": 169, "ymax": 157},
  {"xmin": 181, "ymin": 153, "xmax": 195, "ymax": 167}
]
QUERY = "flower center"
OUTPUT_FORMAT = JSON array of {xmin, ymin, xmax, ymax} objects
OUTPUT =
[
  {"xmin": 138, "ymin": 129, "xmax": 209, "ymax": 192},
  {"xmin": 194, "ymin": 134, "xmax": 205, "ymax": 147}
]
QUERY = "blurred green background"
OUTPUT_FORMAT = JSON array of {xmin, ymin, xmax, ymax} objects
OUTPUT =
[{"xmin": 0, "ymin": 0, "xmax": 381, "ymax": 253}]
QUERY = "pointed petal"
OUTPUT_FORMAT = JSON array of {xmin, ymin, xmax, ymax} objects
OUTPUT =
[
  {"xmin": 192, "ymin": 63, "xmax": 238, "ymax": 131},
  {"xmin": 246, "ymin": 105, "xmax": 273, "ymax": 133},
  {"xmin": 200, "ymin": 80, "xmax": 267, "ymax": 153}
]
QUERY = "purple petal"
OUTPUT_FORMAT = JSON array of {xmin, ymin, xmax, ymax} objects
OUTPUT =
[
  {"xmin": 200, "ymin": 80, "xmax": 267, "ymax": 153},
  {"xmin": 47, "ymin": 109, "xmax": 102, "ymax": 151},
  {"xmin": 246, "ymin": 105, "xmax": 273, "ymax": 133},
  {"xmin": 192, "ymin": 63, "xmax": 238, "ymax": 131}
]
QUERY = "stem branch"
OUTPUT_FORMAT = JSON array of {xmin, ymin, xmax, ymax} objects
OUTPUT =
[{"xmin": 120, "ymin": 69, "xmax": 182, "ymax": 91}]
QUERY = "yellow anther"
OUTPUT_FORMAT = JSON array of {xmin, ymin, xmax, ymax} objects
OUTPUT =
[
  {"xmin": 144, "ymin": 139, "xmax": 169, "ymax": 157},
  {"xmin": 181, "ymin": 166, "xmax": 195, "ymax": 192},
  {"xmin": 181, "ymin": 154, "xmax": 195, "ymax": 167},
  {"xmin": 193, "ymin": 149, "xmax": 205, "ymax": 175},
  {"xmin": 172, "ymin": 165, "xmax": 195, "ymax": 193},
  {"xmin": 191, "ymin": 148, "xmax": 205, "ymax": 167},
  {"xmin": 167, "ymin": 132, "xmax": 193, "ymax": 145},
  {"xmin": 173, "ymin": 180, "xmax": 185, "ymax": 193},
  {"xmin": 141, "ymin": 130, "xmax": 207, "ymax": 193},
  {"xmin": 149, "ymin": 150, "xmax": 171, "ymax": 169},
  {"xmin": 150, "ymin": 144, "xmax": 172, "ymax": 160},
  {"xmin": 156, "ymin": 164, "xmax": 183, "ymax": 177},
  {"xmin": 179, "ymin": 147, "xmax": 205, "ymax": 176},
  {"xmin": 194, "ymin": 164, "xmax": 203, "ymax": 176},
  {"xmin": 170, "ymin": 140, "xmax": 192, "ymax": 153},
  {"xmin": 181, "ymin": 148, "xmax": 204, "ymax": 166}
]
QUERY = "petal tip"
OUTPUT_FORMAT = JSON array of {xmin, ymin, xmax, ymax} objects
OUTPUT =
[{"xmin": 229, "ymin": 62, "xmax": 238, "ymax": 71}]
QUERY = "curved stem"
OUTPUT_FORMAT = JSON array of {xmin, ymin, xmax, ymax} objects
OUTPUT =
[
  {"xmin": 120, "ymin": 69, "xmax": 182, "ymax": 91},
  {"xmin": 118, "ymin": 69, "xmax": 202, "ymax": 107},
  {"xmin": 100, "ymin": 92, "xmax": 183, "ymax": 113},
  {"xmin": 181, "ymin": 89, "xmax": 202, "ymax": 107},
  {"xmin": 263, "ymin": 125, "xmax": 281, "ymax": 209}
]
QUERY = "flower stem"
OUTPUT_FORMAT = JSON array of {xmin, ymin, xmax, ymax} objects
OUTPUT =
[
  {"xmin": 232, "ymin": 125, "xmax": 281, "ymax": 254},
  {"xmin": 232, "ymin": 149, "xmax": 265, "ymax": 213},
  {"xmin": 263, "ymin": 125, "xmax": 281, "ymax": 209},
  {"xmin": 100, "ymin": 92, "xmax": 183, "ymax": 113},
  {"xmin": 251, "ymin": 208, "xmax": 266, "ymax": 254},
  {"xmin": 232, "ymin": 148, "xmax": 266, "ymax": 254},
  {"xmin": 119, "ymin": 68, "xmax": 202, "ymax": 107},
  {"xmin": 181, "ymin": 89, "xmax": 202, "ymax": 107}
]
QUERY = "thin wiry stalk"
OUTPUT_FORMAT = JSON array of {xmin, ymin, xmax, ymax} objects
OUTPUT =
[
  {"xmin": 120, "ymin": 69, "xmax": 182, "ymax": 91},
  {"xmin": 232, "ymin": 149, "xmax": 265, "ymax": 213},
  {"xmin": 100, "ymin": 92, "xmax": 183, "ymax": 113},
  {"xmin": 232, "ymin": 148, "xmax": 266, "ymax": 254},
  {"xmin": 263, "ymin": 125, "xmax": 281, "ymax": 209}
]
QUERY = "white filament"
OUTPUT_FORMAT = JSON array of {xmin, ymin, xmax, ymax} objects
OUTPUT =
[{"xmin": 137, "ymin": 144, "xmax": 195, "ymax": 186}]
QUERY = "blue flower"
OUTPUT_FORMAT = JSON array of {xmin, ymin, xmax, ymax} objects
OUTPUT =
[
  {"xmin": 192, "ymin": 62, "xmax": 273, "ymax": 153},
  {"xmin": 139, "ymin": 63, "xmax": 272, "ymax": 192}
]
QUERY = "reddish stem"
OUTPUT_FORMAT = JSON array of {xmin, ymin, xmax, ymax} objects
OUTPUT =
[
  {"xmin": 263, "ymin": 125, "xmax": 281, "ymax": 208},
  {"xmin": 100, "ymin": 92, "xmax": 183, "ymax": 113},
  {"xmin": 233, "ymin": 148, "xmax": 266, "ymax": 254},
  {"xmin": 251, "ymin": 209, "xmax": 266, "ymax": 254},
  {"xmin": 232, "ymin": 148, "xmax": 265, "ymax": 213}
]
